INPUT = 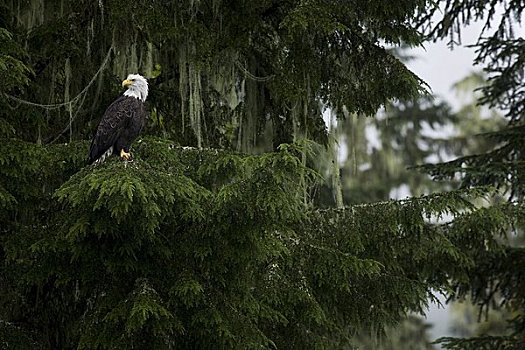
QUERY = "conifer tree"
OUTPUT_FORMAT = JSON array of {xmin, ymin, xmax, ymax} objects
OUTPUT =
[
  {"xmin": 417, "ymin": 1, "xmax": 525, "ymax": 349},
  {"xmin": 315, "ymin": 70, "xmax": 507, "ymax": 348},
  {"xmin": 1, "ymin": 0, "xmax": 522, "ymax": 349}
]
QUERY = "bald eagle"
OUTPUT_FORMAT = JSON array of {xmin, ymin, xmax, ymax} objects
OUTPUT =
[{"xmin": 88, "ymin": 74, "xmax": 148, "ymax": 164}]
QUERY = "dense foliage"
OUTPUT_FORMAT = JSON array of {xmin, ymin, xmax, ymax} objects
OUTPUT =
[
  {"xmin": 1, "ymin": 136, "xmax": 513, "ymax": 349},
  {"xmin": 1, "ymin": 0, "xmax": 525, "ymax": 349},
  {"xmin": 1, "ymin": 0, "xmax": 426, "ymax": 149}
]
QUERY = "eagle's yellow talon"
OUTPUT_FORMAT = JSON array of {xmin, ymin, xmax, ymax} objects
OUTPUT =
[{"xmin": 120, "ymin": 149, "xmax": 131, "ymax": 160}]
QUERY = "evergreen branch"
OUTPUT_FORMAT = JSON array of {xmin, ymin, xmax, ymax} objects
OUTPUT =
[{"xmin": 436, "ymin": 335, "xmax": 525, "ymax": 350}]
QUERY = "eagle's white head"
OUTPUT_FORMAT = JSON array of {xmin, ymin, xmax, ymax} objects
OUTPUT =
[{"xmin": 122, "ymin": 73, "xmax": 148, "ymax": 102}]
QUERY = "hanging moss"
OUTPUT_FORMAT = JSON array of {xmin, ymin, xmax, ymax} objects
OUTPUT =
[
  {"xmin": 178, "ymin": 41, "xmax": 205, "ymax": 148},
  {"xmin": 4, "ymin": 0, "xmax": 430, "ymax": 150},
  {"xmin": 239, "ymin": 62, "xmax": 259, "ymax": 152}
]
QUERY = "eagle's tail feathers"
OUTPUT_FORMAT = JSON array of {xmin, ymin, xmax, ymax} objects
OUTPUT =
[{"xmin": 93, "ymin": 146, "xmax": 114, "ymax": 165}]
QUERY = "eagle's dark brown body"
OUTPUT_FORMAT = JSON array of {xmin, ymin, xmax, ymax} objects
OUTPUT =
[{"xmin": 88, "ymin": 95, "xmax": 146, "ymax": 164}]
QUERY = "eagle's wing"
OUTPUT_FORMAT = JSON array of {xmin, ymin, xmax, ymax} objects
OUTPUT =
[{"xmin": 88, "ymin": 96, "xmax": 139, "ymax": 164}]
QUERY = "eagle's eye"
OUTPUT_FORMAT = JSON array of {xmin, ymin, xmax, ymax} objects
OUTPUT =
[{"xmin": 131, "ymin": 79, "xmax": 136, "ymax": 81}]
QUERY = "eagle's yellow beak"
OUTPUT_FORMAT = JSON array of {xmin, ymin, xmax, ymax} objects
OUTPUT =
[{"xmin": 122, "ymin": 79, "xmax": 133, "ymax": 88}]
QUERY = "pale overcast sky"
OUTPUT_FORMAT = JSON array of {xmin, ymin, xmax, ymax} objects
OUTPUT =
[
  {"xmin": 407, "ymin": 16, "xmax": 525, "ymax": 109},
  {"xmin": 408, "ymin": 26, "xmax": 483, "ymax": 108}
]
